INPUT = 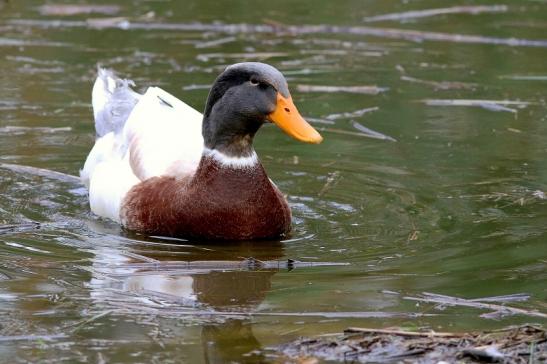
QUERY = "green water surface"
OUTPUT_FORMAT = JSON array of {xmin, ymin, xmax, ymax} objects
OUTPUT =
[{"xmin": 0, "ymin": 0, "xmax": 546, "ymax": 362}]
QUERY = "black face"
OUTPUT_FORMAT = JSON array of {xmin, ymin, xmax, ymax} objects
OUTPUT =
[{"xmin": 202, "ymin": 69, "xmax": 279, "ymax": 157}]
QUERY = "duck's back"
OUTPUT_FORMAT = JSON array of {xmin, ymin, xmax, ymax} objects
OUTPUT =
[{"xmin": 81, "ymin": 69, "xmax": 204, "ymax": 222}]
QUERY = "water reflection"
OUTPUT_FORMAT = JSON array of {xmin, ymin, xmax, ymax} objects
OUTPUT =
[
  {"xmin": 202, "ymin": 319, "xmax": 264, "ymax": 363},
  {"xmin": 89, "ymin": 239, "xmax": 284, "ymax": 362}
]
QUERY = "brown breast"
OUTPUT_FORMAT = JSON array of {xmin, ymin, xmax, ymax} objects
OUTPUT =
[{"xmin": 120, "ymin": 156, "xmax": 291, "ymax": 240}]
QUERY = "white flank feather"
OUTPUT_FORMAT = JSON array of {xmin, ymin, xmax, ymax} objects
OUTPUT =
[{"xmin": 82, "ymin": 70, "xmax": 205, "ymax": 222}]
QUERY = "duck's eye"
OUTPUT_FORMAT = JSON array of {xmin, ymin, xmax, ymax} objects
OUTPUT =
[{"xmin": 250, "ymin": 78, "xmax": 259, "ymax": 86}]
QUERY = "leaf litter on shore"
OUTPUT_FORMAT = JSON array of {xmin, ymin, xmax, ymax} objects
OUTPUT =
[{"xmin": 277, "ymin": 324, "xmax": 546, "ymax": 363}]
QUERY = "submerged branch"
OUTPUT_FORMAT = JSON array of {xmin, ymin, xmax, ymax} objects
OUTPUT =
[
  {"xmin": 90, "ymin": 258, "xmax": 350, "ymax": 275},
  {"xmin": 363, "ymin": 5, "xmax": 508, "ymax": 23},
  {"xmin": 350, "ymin": 121, "xmax": 397, "ymax": 142},
  {"xmin": 420, "ymin": 99, "xmax": 531, "ymax": 114},
  {"xmin": 345, "ymin": 327, "xmax": 462, "ymax": 337},
  {"xmin": 0, "ymin": 163, "xmax": 80, "ymax": 184},
  {"xmin": 0, "ymin": 222, "xmax": 41, "ymax": 235},
  {"xmin": 0, "ymin": 334, "xmax": 67, "ymax": 342},
  {"xmin": 420, "ymin": 99, "xmax": 532, "ymax": 106},
  {"xmin": 325, "ymin": 106, "xmax": 379, "ymax": 120},
  {"xmin": 108, "ymin": 301, "xmax": 435, "ymax": 319},
  {"xmin": 404, "ymin": 292, "xmax": 547, "ymax": 319},
  {"xmin": 8, "ymin": 19, "xmax": 547, "ymax": 48},
  {"xmin": 0, "ymin": 126, "xmax": 72, "ymax": 134},
  {"xmin": 38, "ymin": 5, "xmax": 121, "ymax": 16},
  {"xmin": 401, "ymin": 76, "xmax": 477, "ymax": 90},
  {"xmin": 296, "ymin": 84, "xmax": 388, "ymax": 95},
  {"xmin": 499, "ymin": 74, "xmax": 547, "ymax": 81},
  {"xmin": 317, "ymin": 127, "xmax": 396, "ymax": 141}
]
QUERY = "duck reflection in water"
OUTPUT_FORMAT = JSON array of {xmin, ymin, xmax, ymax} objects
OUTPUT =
[{"xmin": 89, "ymin": 238, "xmax": 284, "ymax": 363}]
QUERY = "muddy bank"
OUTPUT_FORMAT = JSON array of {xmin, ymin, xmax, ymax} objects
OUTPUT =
[{"xmin": 277, "ymin": 325, "xmax": 546, "ymax": 363}]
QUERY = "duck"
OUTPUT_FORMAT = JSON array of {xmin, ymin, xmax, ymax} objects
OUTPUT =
[{"xmin": 81, "ymin": 62, "xmax": 323, "ymax": 240}]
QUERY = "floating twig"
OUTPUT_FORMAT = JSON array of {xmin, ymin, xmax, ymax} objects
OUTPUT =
[
  {"xmin": 420, "ymin": 98, "xmax": 530, "ymax": 115},
  {"xmin": 196, "ymin": 52, "xmax": 287, "ymax": 62},
  {"xmin": 345, "ymin": 327, "xmax": 461, "ymax": 337},
  {"xmin": 0, "ymin": 334, "xmax": 67, "ymax": 342},
  {"xmin": 0, "ymin": 221, "xmax": 41, "ymax": 235},
  {"xmin": 106, "ymin": 301, "xmax": 435, "ymax": 319},
  {"xmin": 10, "ymin": 19, "xmax": 547, "ymax": 48},
  {"xmin": 90, "ymin": 258, "xmax": 349, "ymax": 275},
  {"xmin": 401, "ymin": 75, "xmax": 477, "ymax": 90},
  {"xmin": 350, "ymin": 121, "xmax": 397, "ymax": 142},
  {"xmin": 0, "ymin": 36, "xmax": 69, "ymax": 47},
  {"xmin": 420, "ymin": 99, "xmax": 532, "ymax": 106},
  {"xmin": 0, "ymin": 163, "xmax": 81, "ymax": 184},
  {"xmin": 500, "ymin": 75, "xmax": 547, "ymax": 81},
  {"xmin": 38, "ymin": 5, "xmax": 121, "ymax": 16},
  {"xmin": 305, "ymin": 117, "xmax": 335, "ymax": 125},
  {"xmin": 0, "ymin": 126, "xmax": 72, "ymax": 134},
  {"xmin": 65, "ymin": 310, "xmax": 113, "ymax": 333},
  {"xmin": 86, "ymin": 17, "xmax": 130, "ymax": 30},
  {"xmin": 318, "ymin": 171, "xmax": 341, "ymax": 197},
  {"xmin": 325, "ymin": 106, "xmax": 379, "ymax": 120},
  {"xmin": 479, "ymin": 103, "xmax": 518, "ymax": 114},
  {"xmin": 297, "ymin": 84, "xmax": 388, "ymax": 95},
  {"xmin": 404, "ymin": 292, "xmax": 547, "ymax": 319},
  {"xmin": 195, "ymin": 36, "xmax": 237, "ymax": 49},
  {"xmin": 181, "ymin": 84, "xmax": 211, "ymax": 91},
  {"xmin": 469, "ymin": 293, "xmax": 531, "ymax": 303},
  {"xmin": 363, "ymin": 5, "xmax": 508, "ymax": 23},
  {"xmin": 317, "ymin": 127, "xmax": 396, "ymax": 141}
]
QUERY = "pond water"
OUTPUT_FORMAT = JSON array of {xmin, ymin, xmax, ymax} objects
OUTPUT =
[{"xmin": 1, "ymin": 0, "xmax": 546, "ymax": 362}]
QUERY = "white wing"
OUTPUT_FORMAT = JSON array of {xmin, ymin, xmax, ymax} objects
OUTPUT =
[
  {"xmin": 123, "ymin": 87, "xmax": 204, "ymax": 180},
  {"xmin": 81, "ymin": 69, "xmax": 204, "ymax": 221}
]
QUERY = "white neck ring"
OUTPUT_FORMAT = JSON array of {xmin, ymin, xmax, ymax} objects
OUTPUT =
[{"xmin": 203, "ymin": 148, "xmax": 258, "ymax": 169}]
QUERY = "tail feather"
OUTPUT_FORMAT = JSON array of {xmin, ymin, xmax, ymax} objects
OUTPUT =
[{"xmin": 92, "ymin": 67, "xmax": 141, "ymax": 137}]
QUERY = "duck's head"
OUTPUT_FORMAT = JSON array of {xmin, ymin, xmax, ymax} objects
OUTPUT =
[{"xmin": 202, "ymin": 62, "xmax": 323, "ymax": 158}]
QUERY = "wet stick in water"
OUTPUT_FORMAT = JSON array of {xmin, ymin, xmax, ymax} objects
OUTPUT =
[
  {"xmin": 0, "ymin": 163, "xmax": 80, "ymax": 184},
  {"xmin": 195, "ymin": 52, "xmax": 287, "ymax": 62},
  {"xmin": 318, "ymin": 171, "xmax": 341, "ymax": 197},
  {"xmin": 0, "ymin": 221, "xmax": 41, "ymax": 235},
  {"xmin": 194, "ymin": 36, "xmax": 237, "ymax": 48},
  {"xmin": 401, "ymin": 75, "xmax": 477, "ymax": 90},
  {"xmin": 0, "ymin": 126, "xmax": 72, "ymax": 134},
  {"xmin": 97, "ymin": 299, "xmax": 437, "ymax": 319},
  {"xmin": 64, "ymin": 310, "xmax": 114, "ymax": 333},
  {"xmin": 403, "ymin": 292, "xmax": 547, "ymax": 319},
  {"xmin": 38, "ymin": 5, "xmax": 121, "ymax": 16},
  {"xmin": 344, "ymin": 327, "xmax": 462, "ymax": 337},
  {"xmin": 363, "ymin": 5, "xmax": 508, "ymax": 23},
  {"xmin": 305, "ymin": 117, "xmax": 335, "ymax": 125},
  {"xmin": 0, "ymin": 334, "xmax": 67, "ymax": 342},
  {"xmin": 296, "ymin": 84, "xmax": 388, "ymax": 95},
  {"xmin": 88, "ymin": 258, "xmax": 350, "ymax": 274},
  {"xmin": 316, "ymin": 127, "xmax": 396, "ymax": 141},
  {"xmin": 10, "ymin": 19, "xmax": 547, "ymax": 47},
  {"xmin": 500, "ymin": 75, "xmax": 547, "ymax": 81},
  {"xmin": 420, "ymin": 99, "xmax": 532, "ymax": 107},
  {"xmin": 419, "ymin": 98, "xmax": 530, "ymax": 116},
  {"xmin": 324, "ymin": 106, "xmax": 379, "ymax": 120},
  {"xmin": 351, "ymin": 121, "xmax": 397, "ymax": 142}
]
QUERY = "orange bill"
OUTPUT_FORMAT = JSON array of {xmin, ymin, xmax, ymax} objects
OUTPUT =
[{"xmin": 267, "ymin": 93, "xmax": 323, "ymax": 144}]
